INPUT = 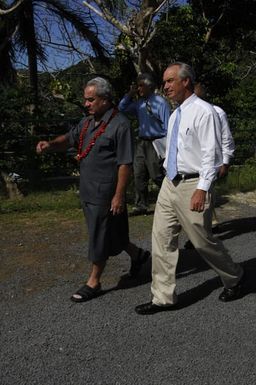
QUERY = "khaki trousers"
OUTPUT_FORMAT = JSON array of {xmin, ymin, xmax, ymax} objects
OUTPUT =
[{"xmin": 151, "ymin": 177, "xmax": 243, "ymax": 306}]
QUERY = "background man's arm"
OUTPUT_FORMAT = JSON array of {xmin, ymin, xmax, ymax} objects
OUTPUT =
[
  {"xmin": 191, "ymin": 111, "xmax": 222, "ymax": 212},
  {"xmin": 118, "ymin": 84, "xmax": 138, "ymax": 115}
]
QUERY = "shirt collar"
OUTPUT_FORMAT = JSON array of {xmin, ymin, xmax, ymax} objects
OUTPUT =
[
  {"xmin": 101, "ymin": 107, "xmax": 115, "ymax": 123},
  {"xmin": 179, "ymin": 93, "xmax": 197, "ymax": 111},
  {"xmin": 92, "ymin": 106, "xmax": 114, "ymax": 124},
  {"xmin": 143, "ymin": 92, "xmax": 154, "ymax": 102}
]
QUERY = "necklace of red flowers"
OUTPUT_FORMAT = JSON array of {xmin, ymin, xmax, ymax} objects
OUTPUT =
[{"xmin": 76, "ymin": 108, "xmax": 118, "ymax": 161}]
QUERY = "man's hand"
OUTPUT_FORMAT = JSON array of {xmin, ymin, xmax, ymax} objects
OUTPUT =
[
  {"xmin": 36, "ymin": 135, "xmax": 69, "ymax": 154},
  {"xmin": 190, "ymin": 189, "xmax": 207, "ymax": 212},
  {"xmin": 111, "ymin": 164, "xmax": 131, "ymax": 215},
  {"xmin": 128, "ymin": 83, "xmax": 138, "ymax": 98},
  {"xmin": 111, "ymin": 194, "xmax": 125, "ymax": 216},
  {"xmin": 218, "ymin": 164, "xmax": 230, "ymax": 178},
  {"xmin": 36, "ymin": 141, "xmax": 50, "ymax": 154}
]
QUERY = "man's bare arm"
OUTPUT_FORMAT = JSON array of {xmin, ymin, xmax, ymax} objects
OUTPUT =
[{"xmin": 36, "ymin": 135, "xmax": 70, "ymax": 154}]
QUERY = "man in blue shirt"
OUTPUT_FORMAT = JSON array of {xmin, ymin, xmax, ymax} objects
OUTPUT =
[{"xmin": 119, "ymin": 73, "xmax": 171, "ymax": 215}]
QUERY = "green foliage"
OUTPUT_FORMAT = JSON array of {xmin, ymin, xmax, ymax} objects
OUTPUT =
[
  {"xmin": 149, "ymin": 6, "xmax": 206, "ymax": 71},
  {"xmin": 50, "ymin": 79, "xmax": 71, "ymax": 100},
  {"xmin": 0, "ymin": 187, "xmax": 81, "ymax": 214},
  {"xmin": 0, "ymin": 81, "xmax": 81, "ymax": 180},
  {"xmin": 109, "ymin": 50, "xmax": 137, "ymax": 99},
  {"xmin": 221, "ymin": 77, "xmax": 256, "ymax": 164},
  {"xmin": 0, "ymin": 85, "xmax": 35, "ymax": 172},
  {"xmin": 1, "ymin": 161, "xmax": 255, "ymax": 215},
  {"xmin": 216, "ymin": 161, "xmax": 256, "ymax": 194},
  {"xmin": 1, "ymin": 0, "xmax": 255, "ymax": 186},
  {"xmin": 148, "ymin": 3, "xmax": 256, "ymax": 165}
]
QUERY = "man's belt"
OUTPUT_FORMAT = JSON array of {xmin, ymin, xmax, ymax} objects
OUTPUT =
[
  {"xmin": 139, "ymin": 136, "xmax": 165, "ymax": 141},
  {"xmin": 173, "ymin": 173, "xmax": 199, "ymax": 181}
]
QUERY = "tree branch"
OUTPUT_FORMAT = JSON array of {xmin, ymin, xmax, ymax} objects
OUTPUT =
[{"xmin": 83, "ymin": 0, "xmax": 130, "ymax": 35}]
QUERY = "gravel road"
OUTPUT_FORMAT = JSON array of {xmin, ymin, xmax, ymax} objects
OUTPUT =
[{"xmin": 1, "ymin": 193, "xmax": 256, "ymax": 385}]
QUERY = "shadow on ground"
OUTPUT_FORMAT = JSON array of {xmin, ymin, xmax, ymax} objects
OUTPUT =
[
  {"xmin": 216, "ymin": 216, "xmax": 256, "ymax": 240},
  {"xmin": 97, "ymin": 213, "xmax": 256, "ymax": 308},
  {"xmin": 98, "ymin": 256, "xmax": 256, "ymax": 310}
]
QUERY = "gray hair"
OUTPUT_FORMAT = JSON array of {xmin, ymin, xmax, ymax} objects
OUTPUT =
[
  {"xmin": 86, "ymin": 77, "xmax": 113, "ymax": 101},
  {"xmin": 137, "ymin": 73, "xmax": 156, "ymax": 90},
  {"xmin": 167, "ymin": 62, "xmax": 196, "ymax": 86}
]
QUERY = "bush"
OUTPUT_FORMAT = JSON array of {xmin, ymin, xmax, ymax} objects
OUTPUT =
[
  {"xmin": 0, "ymin": 84, "xmax": 80, "ymax": 183},
  {"xmin": 216, "ymin": 159, "xmax": 256, "ymax": 194}
]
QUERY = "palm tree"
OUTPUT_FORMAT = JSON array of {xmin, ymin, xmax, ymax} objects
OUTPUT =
[
  {"xmin": 0, "ymin": 1, "xmax": 17, "ymax": 85},
  {"xmin": 0, "ymin": 0, "xmax": 108, "ymax": 103}
]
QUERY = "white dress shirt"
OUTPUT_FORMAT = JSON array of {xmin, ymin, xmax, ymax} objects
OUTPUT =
[
  {"xmin": 213, "ymin": 105, "xmax": 235, "ymax": 165},
  {"xmin": 164, "ymin": 94, "xmax": 223, "ymax": 191}
]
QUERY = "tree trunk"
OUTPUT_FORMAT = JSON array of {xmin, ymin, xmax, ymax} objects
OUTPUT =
[{"xmin": 0, "ymin": 171, "xmax": 24, "ymax": 199}]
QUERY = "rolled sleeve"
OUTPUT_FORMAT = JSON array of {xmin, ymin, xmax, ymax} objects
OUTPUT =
[{"xmin": 118, "ymin": 95, "xmax": 137, "ymax": 116}]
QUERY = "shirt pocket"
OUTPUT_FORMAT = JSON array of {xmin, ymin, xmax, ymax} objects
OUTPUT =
[
  {"xmin": 182, "ymin": 128, "xmax": 193, "ymax": 149},
  {"xmin": 98, "ymin": 137, "xmax": 114, "ymax": 152},
  {"xmin": 98, "ymin": 180, "xmax": 116, "ymax": 201}
]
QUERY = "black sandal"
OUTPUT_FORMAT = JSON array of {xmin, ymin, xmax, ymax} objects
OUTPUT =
[
  {"xmin": 71, "ymin": 284, "xmax": 102, "ymax": 303},
  {"xmin": 129, "ymin": 248, "xmax": 150, "ymax": 278}
]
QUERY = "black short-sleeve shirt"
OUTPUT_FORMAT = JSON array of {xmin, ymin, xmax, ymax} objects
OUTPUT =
[{"xmin": 66, "ymin": 108, "xmax": 133, "ymax": 204}]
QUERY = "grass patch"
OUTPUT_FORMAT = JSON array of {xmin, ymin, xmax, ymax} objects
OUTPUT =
[
  {"xmin": 216, "ymin": 162, "xmax": 256, "ymax": 195},
  {"xmin": 1, "ymin": 161, "xmax": 255, "ymax": 216},
  {"xmin": 0, "ymin": 187, "xmax": 81, "ymax": 214},
  {"xmin": 0, "ymin": 209, "xmax": 85, "ymax": 229}
]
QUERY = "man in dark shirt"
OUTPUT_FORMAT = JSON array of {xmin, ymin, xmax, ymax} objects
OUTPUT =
[{"xmin": 36, "ymin": 77, "xmax": 149, "ymax": 302}]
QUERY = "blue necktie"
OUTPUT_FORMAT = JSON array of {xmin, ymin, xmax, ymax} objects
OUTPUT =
[{"xmin": 167, "ymin": 107, "xmax": 181, "ymax": 180}]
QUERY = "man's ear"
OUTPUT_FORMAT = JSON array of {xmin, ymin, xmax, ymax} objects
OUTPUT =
[
  {"xmin": 183, "ymin": 77, "xmax": 189, "ymax": 87},
  {"xmin": 184, "ymin": 77, "xmax": 192, "ymax": 90}
]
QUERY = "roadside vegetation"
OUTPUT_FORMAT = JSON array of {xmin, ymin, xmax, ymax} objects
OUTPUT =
[
  {"xmin": 0, "ymin": 0, "xmax": 255, "ymax": 205},
  {"xmin": 1, "ymin": 161, "xmax": 256, "ymax": 218}
]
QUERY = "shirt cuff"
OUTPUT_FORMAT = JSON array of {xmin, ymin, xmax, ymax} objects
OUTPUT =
[
  {"xmin": 222, "ymin": 155, "xmax": 231, "ymax": 165},
  {"xmin": 197, "ymin": 178, "xmax": 212, "ymax": 192}
]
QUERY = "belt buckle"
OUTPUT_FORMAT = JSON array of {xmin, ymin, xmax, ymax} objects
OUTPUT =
[{"xmin": 176, "ymin": 174, "xmax": 185, "ymax": 181}]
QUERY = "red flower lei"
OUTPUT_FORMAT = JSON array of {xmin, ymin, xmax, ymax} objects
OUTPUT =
[{"xmin": 76, "ymin": 108, "xmax": 118, "ymax": 161}]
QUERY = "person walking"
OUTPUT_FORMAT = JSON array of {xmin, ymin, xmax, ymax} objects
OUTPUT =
[
  {"xmin": 194, "ymin": 83, "xmax": 235, "ymax": 178},
  {"xmin": 135, "ymin": 63, "xmax": 245, "ymax": 315},
  {"xmin": 184, "ymin": 83, "xmax": 235, "ymax": 249},
  {"xmin": 118, "ymin": 73, "xmax": 171, "ymax": 215},
  {"xmin": 36, "ymin": 77, "xmax": 150, "ymax": 303}
]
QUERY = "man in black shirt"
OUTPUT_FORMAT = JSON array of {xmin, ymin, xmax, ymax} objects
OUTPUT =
[{"xmin": 36, "ymin": 77, "xmax": 150, "ymax": 302}]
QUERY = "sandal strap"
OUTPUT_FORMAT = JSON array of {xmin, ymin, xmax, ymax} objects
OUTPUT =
[
  {"xmin": 70, "ymin": 284, "xmax": 102, "ymax": 302},
  {"xmin": 76, "ymin": 284, "xmax": 101, "ymax": 297}
]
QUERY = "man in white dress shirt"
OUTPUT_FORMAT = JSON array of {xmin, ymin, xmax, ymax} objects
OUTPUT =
[
  {"xmin": 184, "ymin": 84, "xmax": 235, "ymax": 249},
  {"xmin": 194, "ymin": 83, "xmax": 235, "ymax": 177},
  {"xmin": 135, "ymin": 62, "xmax": 245, "ymax": 315},
  {"xmin": 213, "ymin": 104, "xmax": 235, "ymax": 176}
]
